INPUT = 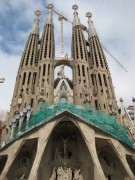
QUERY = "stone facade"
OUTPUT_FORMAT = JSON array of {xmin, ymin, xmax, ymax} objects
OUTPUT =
[{"xmin": 0, "ymin": 114, "xmax": 135, "ymax": 180}]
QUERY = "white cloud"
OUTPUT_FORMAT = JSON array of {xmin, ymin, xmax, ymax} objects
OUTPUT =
[{"xmin": 0, "ymin": 49, "xmax": 20, "ymax": 110}]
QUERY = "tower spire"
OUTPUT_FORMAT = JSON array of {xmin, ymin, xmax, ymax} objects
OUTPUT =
[
  {"xmin": 9, "ymin": 10, "xmax": 41, "ymax": 119},
  {"xmin": 86, "ymin": 12, "xmax": 119, "ymax": 117},
  {"xmin": 72, "ymin": 4, "xmax": 81, "ymax": 26},
  {"xmin": 72, "ymin": 5, "xmax": 91, "ymax": 105},
  {"xmin": 37, "ymin": 4, "xmax": 55, "ymax": 106},
  {"xmin": 46, "ymin": 4, "xmax": 54, "ymax": 25},
  {"xmin": 86, "ymin": 12, "xmax": 97, "ymax": 37},
  {"xmin": 30, "ymin": 10, "xmax": 41, "ymax": 35}
]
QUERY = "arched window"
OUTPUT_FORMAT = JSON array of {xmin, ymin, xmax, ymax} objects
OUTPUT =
[{"xmin": 59, "ymin": 97, "xmax": 68, "ymax": 104}]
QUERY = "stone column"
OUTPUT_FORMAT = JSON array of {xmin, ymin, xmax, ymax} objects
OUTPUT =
[
  {"xmin": 10, "ymin": 123, "xmax": 16, "ymax": 140},
  {"xmin": 28, "ymin": 121, "xmax": 56, "ymax": 180},
  {"xmin": 26, "ymin": 109, "xmax": 32, "ymax": 129},
  {"xmin": 78, "ymin": 121, "xmax": 106, "ymax": 180},
  {"xmin": 18, "ymin": 113, "xmax": 24, "ymax": 133}
]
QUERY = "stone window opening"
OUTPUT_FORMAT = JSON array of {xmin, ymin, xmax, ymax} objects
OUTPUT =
[
  {"xmin": 43, "ymin": 64, "xmax": 46, "ymax": 76},
  {"xmin": 77, "ymin": 65, "xmax": 80, "ymax": 76},
  {"xmin": 103, "ymin": 74, "xmax": 107, "ymax": 87},
  {"xmin": 31, "ymin": 98, "xmax": 34, "ymax": 108},
  {"xmin": 59, "ymin": 97, "xmax": 68, "ymax": 104},
  {"xmin": 22, "ymin": 72, "xmax": 26, "ymax": 85},
  {"xmin": 98, "ymin": 73, "xmax": 102, "ymax": 86},
  {"xmin": 82, "ymin": 65, "xmax": 85, "ymax": 77},
  {"xmin": 27, "ymin": 72, "xmax": 31, "ymax": 85}
]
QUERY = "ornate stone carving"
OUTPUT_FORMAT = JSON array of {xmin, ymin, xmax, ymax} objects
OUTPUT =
[
  {"xmin": 50, "ymin": 167, "xmax": 83, "ymax": 180},
  {"xmin": 57, "ymin": 65, "xmax": 65, "ymax": 78},
  {"xmin": 50, "ymin": 167, "xmax": 56, "ymax": 180},
  {"xmin": 38, "ymin": 83, "xmax": 46, "ymax": 101},
  {"xmin": 73, "ymin": 169, "xmax": 83, "ymax": 180},
  {"xmin": 82, "ymin": 84, "xmax": 90, "ymax": 103}
]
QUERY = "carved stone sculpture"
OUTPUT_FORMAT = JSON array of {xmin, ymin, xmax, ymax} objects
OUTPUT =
[
  {"xmin": 50, "ymin": 167, "xmax": 56, "ymax": 180},
  {"xmin": 57, "ymin": 167, "xmax": 64, "ymax": 180}
]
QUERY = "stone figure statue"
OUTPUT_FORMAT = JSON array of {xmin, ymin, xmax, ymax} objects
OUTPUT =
[
  {"xmin": 68, "ymin": 168, "xmax": 72, "ymax": 180},
  {"xmin": 20, "ymin": 174, "xmax": 26, "ymax": 180},
  {"xmin": 50, "ymin": 167, "xmax": 56, "ymax": 180},
  {"xmin": 18, "ymin": 93, "xmax": 23, "ymax": 106},
  {"xmin": 73, "ymin": 169, "xmax": 83, "ymax": 180},
  {"xmin": 65, "ymin": 53, "xmax": 68, "ymax": 60},
  {"xmin": 57, "ymin": 65, "xmax": 65, "ymax": 78},
  {"xmin": 50, "ymin": 166, "xmax": 83, "ymax": 180},
  {"xmin": 61, "ymin": 136, "xmax": 69, "ymax": 159},
  {"xmin": 57, "ymin": 167, "xmax": 64, "ymax": 180}
]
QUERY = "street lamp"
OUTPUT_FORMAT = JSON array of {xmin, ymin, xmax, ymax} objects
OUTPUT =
[
  {"xmin": 132, "ymin": 97, "xmax": 135, "ymax": 121},
  {"xmin": 119, "ymin": 97, "xmax": 124, "ymax": 124},
  {"xmin": 0, "ymin": 78, "xmax": 5, "ymax": 83}
]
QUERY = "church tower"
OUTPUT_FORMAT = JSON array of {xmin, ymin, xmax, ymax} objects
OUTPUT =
[
  {"xmin": 86, "ymin": 12, "xmax": 118, "ymax": 116},
  {"xmin": 37, "ymin": 4, "xmax": 55, "ymax": 107},
  {"xmin": 9, "ymin": 10, "xmax": 41, "ymax": 119},
  {"xmin": 0, "ymin": 4, "xmax": 135, "ymax": 180},
  {"xmin": 72, "ymin": 5, "xmax": 92, "ymax": 105}
]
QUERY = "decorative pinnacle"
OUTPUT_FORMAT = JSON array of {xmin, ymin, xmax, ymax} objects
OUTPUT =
[
  {"xmin": 86, "ymin": 12, "xmax": 92, "ymax": 24},
  {"xmin": 119, "ymin": 97, "xmax": 124, "ymax": 102},
  {"xmin": 45, "ymin": 4, "xmax": 54, "ymax": 25},
  {"xmin": 30, "ymin": 10, "xmax": 41, "ymax": 34},
  {"xmin": 72, "ymin": 4, "xmax": 78, "ymax": 14},
  {"xmin": 35, "ymin": 10, "xmax": 41, "ymax": 19},
  {"xmin": 46, "ymin": 3, "xmax": 54, "ymax": 10},
  {"xmin": 86, "ymin": 12, "xmax": 97, "ymax": 37}
]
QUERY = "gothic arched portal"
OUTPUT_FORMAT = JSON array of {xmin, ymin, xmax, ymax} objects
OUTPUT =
[
  {"xmin": 95, "ymin": 138, "xmax": 129, "ymax": 180},
  {"xmin": 37, "ymin": 121, "xmax": 94, "ymax": 180},
  {"xmin": 6, "ymin": 138, "xmax": 38, "ymax": 180}
]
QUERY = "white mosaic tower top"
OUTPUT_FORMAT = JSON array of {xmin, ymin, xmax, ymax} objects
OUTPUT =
[{"xmin": 30, "ymin": 10, "xmax": 41, "ymax": 35}]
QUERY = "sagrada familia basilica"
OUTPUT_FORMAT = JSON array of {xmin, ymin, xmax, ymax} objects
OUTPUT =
[{"xmin": 0, "ymin": 3, "xmax": 135, "ymax": 180}]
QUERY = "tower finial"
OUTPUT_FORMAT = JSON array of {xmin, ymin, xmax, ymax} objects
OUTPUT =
[
  {"xmin": 46, "ymin": 3, "xmax": 54, "ymax": 11},
  {"xmin": 72, "ymin": 4, "xmax": 81, "ymax": 26},
  {"xmin": 35, "ymin": 10, "xmax": 41, "ymax": 20},
  {"xmin": 72, "ymin": 4, "xmax": 78, "ymax": 14},
  {"xmin": 45, "ymin": 4, "xmax": 54, "ymax": 25},
  {"xmin": 86, "ymin": 12, "xmax": 92, "ymax": 22},
  {"xmin": 30, "ymin": 10, "xmax": 41, "ymax": 35},
  {"xmin": 86, "ymin": 12, "xmax": 97, "ymax": 37}
]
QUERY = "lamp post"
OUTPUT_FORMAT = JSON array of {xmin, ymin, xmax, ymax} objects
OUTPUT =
[
  {"xmin": 119, "ymin": 97, "xmax": 124, "ymax": 124},
  {"xmin": 132, "ymin": 97, "xmax": 135, "ymax": 121},
  {"xmin": 0, "ymin": 77, "xmax": 5, "ymax": 83}
]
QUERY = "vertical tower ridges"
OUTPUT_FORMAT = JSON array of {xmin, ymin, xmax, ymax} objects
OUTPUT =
[
  {"xmin": 36, "ymin": 4, "xmax": 55, "ymax": 107},
  {"xmin": 9, "ymin": 11, "xmax": 41, "ymax": 119},
  {"xmin": 21, "ymin": 10, "xmax": 41, "ymax": 68},
  {"xmin": 86, "ymin": 12, "xmax": 118, "ymax": 116},
  {"xmin": 39, "ymin": 4, "xmax": 55, "ymax": 61},
  {"xmin": 86, "ymin": 12, "xmax": 108, "ymax": 70},
  {"xmin": 72, "ymin": 5, "xmax": 88, "ymax": 62},
  {"xmin": 72, "ymin": 5, "xmax": 92, "ymax": 105}
]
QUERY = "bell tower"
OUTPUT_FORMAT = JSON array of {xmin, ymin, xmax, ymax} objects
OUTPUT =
[
  {"xmin": 9, "ymin": 10, "xmax": 41, "ymax": 119},
  {"xmin": 86, "ymin": 12, "xmax": 118, "ymax": 115},
  {"xmin": 72, "ymin": 5, "xmax": 92, "ymax": 105},
  {"xmin": 37, "ymin": 4, "xmax": 55, "ymax": 107}
]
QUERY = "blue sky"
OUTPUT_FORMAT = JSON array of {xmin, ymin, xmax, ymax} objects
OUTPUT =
[{"xmin": 0, "ymin": 0, "xmax": 135, "ymax": 111}]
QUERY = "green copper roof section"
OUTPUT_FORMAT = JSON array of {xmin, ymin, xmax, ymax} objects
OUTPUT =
[{"xmin": 13, "ymin": 102, "xmax": 133, "ymax": 148}]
